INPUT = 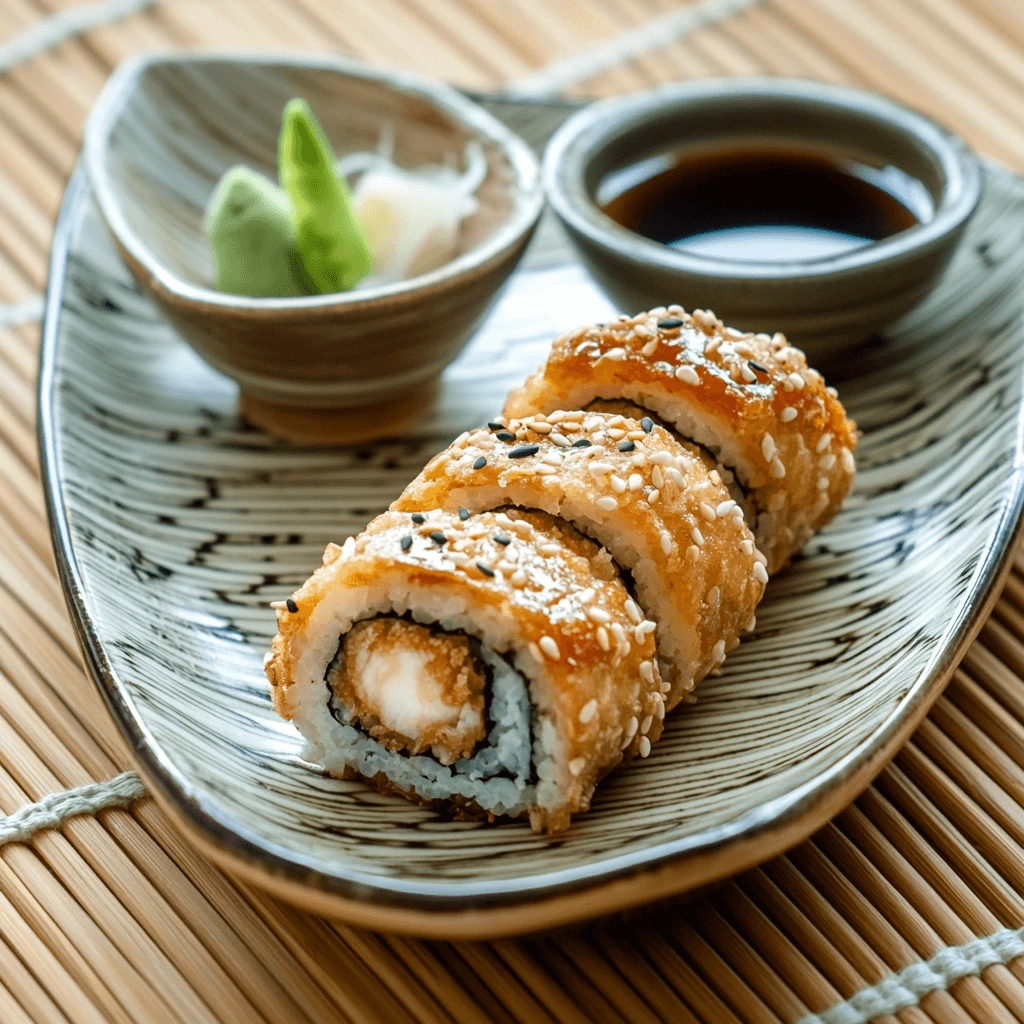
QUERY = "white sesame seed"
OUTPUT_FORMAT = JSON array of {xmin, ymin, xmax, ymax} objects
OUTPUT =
[
  {"xmin": 691, "ymin": 527, "xmax": 705, "ymax": 546},
  {"xmin": 652, "ymin": 465, "xmax": 665, "ymax": 489},
  {"xmin": 541, "ymin": 451, "xmax": 562, "ymax": 467},
  {"xmin": 630, "ymin": 452, "xmax": 646, "ymax": 467},
  {"xmin": 661, "ymin": 680, "xmax": 672, "ymax": 694},
  {"xmin": 655, "ymin": 700, "xmax": 665, "ymax": 720},
  {"xmin": 539, "ymin": 543, "xmax": 561, "ymax": 556},
  {"xmin": 587, "ymin": 606, "xmax": 611, "ymax": 623},
  {"xmin": 610, "ymin": 474, "xmax": 627, "ymax": 493},
  {"xmin": 817, "ymin": 476, "xmax": 830, "ymax": 491},
  {"xmin": 638, "ymin": 619, "xmax": 657, "ymax": 635},
  {"xmin": 597, "ymin": 626, "xmax": 610, "ymax": 651},
  {"xmin": 448, "ymin": 552, "xmax": 469, "ymax": 564},
  {"xmin": 761, "ymin": 433, "xmax": 776, "ymax": 462},
  {"xmin": 647, "ymin": 489, "xmax": 660, "ymax": 504},
  {"xmin": 611, "ymin": 622, "xmax": 627, "ymax": 645},
  {"xmin": 624, "ymin": 598, "xmax": 643, "ymax": 624},
  {"xmin": 625, "ymin": 716, "xmax": 639, "ymax": 741},
  {"xmin": 528, "ymin": 641, "xmax": 542, "ymax": 662},
  {"xmin": 579, "ymin": 588, "xmax": 595, "ymax": 603},
  {"xmin": 840, "ymin": 447, "xmax": 855, "ymax": 474},
  {"xmin": 579, "ymin": 699, "xmax": 598, "ymax": 724},
  {"xmin": 827, "ymin": 385, "xmax": 839, "ymax": 397},
  {"xmin": 535, "ymin": 464, "xmax": 558, "ymax": 475},
  {"xmin": 569, "ymin": 757, "xmax": 587, "ymax": 778},
  {"xmin": 753, "ymin": 561, "xmax": 769, "ymax": 584},
  {"xmin": 734, "ymin": 342, "xmax": 753, "ymax": 357},
  {"xmin": 745, "ymin": 615, "xmax": 756, "ymax": 632},
  {"xmin": 667, "ymin": 467, "xmax": 685, "ymax": 487},
  {"xmin": 640, "ymin": 715, "xmax": 653, "ymax": 735},
  {"xmin": 588, "ymin": 461, "xmax": 615, "ymax": 476},
  {"xmin": 641, "ymin": 339, "xmax": 658, "ymax": 357},
  {"xmin": 607, "ymin": 428, "xmax": 626, "ymax": 441},
  {"xmin": 511, "ymin": 569, "xmax": 527, "ymax": 587},
  {"xmin": 699, "ymin": 501, "xmax": 715, "ymax": 521},
  {"xmin": 628, "ymin": 473, "xmax": 643, "ymax": 492},
  {"xmin": 639, "ymin": 660, "xmax": 654, "ymax": 683},
  {"xmin": 650, "ymin": 451, "xmax": 673, "ymax": 467},
  {"xmin": 712, "ymin": 639, "xmax": 726, "ymax": 662},
  {"xmin": 550, "ymin": 432, "xmax": 570, "ymax": 448},
  {"xmin": 676, "ymin": 364, "xmax": 701, "ymax": 385},
  {"xmin": 530, "ymin": 421, "xmax": 552, "ymax": 435},
  {"xmin": 770, "ymin": 457, "xmax": 786, "ymax": 479},
  {"xmin": 627, "ymin": 430, "xmax": 646, "ymax": 441},
  {"xmin": 780, "ymin": 406, "xmax": 797, "ymax": 423},
  {"xmin": 596, "ymin": 496, "xmax": 619, "ymax": 511},
  {"xmin": 604, "ymin": 347, "xmax": 627, "ymax": 361},
  {"xmin": 788, "ymin": 372, "xmax": 805, "ymax": 389},
  {"xmin": 269, "ymin": 600, "xmax": 287, "ymax": 610},
  {"xmin": 495, "ymin": 512, "xmax": 513, "ymax": 527},
  {"xmin": 740, "ymin": 539, "xmax": 754, "ymax": 555},
  {"xmin": 639, "ymin": 736, "xmax": 652, "ymax": 758},
  {"xmin": 686, "ymin": 544, "xmax": 699, "ymax": 560},
  {"xmin": 820, "ymin": 453, "xmax": 836, "ymax": 470},
  {"xmin": 660, "ymin": 530, "xmax": 674, "ymax": 555},
  {"xmin": 709, "ymin": 469, "xmax": 722, "ymax": 486},
  {"xmin": 707, "ymin": 586, "xmax": 720, "ymax": 606},
  {"xmin": 591, "ymin": 431, "xmax": 606, "ymax": 445},
  {"xmin": 716, "ymin": 499, "xmax": 736, "ymax": 517},
  {"xmin": 817, "ymin": 432, "xmax": 833, "ymax": 453},
  {"xmin": 539, "ymin": 636, "xmax": 560, "ymax": 660},
  {"xmin": 740, "ymin": 363, "xmax": 757, "ymax": 383}
]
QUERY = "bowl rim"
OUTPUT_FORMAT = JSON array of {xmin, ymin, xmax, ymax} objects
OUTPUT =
[
  {"xmin": 84, "ymin": 51, "xmax": 544, "ymax": 312},
  {"xmin": 543, "ymin": 76, "xmax": 983, "ymax": 282}
]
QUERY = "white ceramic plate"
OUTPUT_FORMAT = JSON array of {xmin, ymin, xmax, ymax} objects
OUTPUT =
[{"xmin": 41, "ymin": 99, "xmax": 1024, "ymax": 937}]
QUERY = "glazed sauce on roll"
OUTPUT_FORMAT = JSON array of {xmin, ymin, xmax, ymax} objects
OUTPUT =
[{"xmin": 599, "ymin": 144, "xmax": 930, "ymax": 262}]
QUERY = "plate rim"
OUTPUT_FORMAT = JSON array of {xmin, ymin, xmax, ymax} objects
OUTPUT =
[{"xmin": 39, "ymin": 162, "xmax": 1024, "ymax": 938}]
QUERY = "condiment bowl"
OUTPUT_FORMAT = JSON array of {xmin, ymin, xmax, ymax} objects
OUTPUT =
[
  {"xmin": 544, "ymin": 78, "xmax": 982, "ymax": 360},
  {"xmin": 84, "ymin": 52, "xmax": 543, "ymax": 443}
]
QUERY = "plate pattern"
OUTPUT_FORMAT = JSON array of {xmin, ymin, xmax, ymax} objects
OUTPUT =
[{"xmin": 42, "ymin": 145, "xmax": 1024, "ymax": 910}]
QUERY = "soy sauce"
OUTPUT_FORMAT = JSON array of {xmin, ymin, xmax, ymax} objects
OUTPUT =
[{"xmin": 599, "ymin": 145, "xmax": 932, "ymax": 263}]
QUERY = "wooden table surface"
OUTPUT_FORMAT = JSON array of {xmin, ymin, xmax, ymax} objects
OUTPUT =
[{"xmin": 5, "ymin": 1, "xmax": 1024, "ymax": 1022}]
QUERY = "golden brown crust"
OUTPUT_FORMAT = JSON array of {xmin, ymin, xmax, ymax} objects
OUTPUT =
[{"xmin": 504, "ymin": 306, "xmax": 856, "ymax": 574}]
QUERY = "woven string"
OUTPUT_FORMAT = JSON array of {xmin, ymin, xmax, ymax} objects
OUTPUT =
[
  {"xmin": 800, "ymin": 929, "xmax": 1024, "ymax": 1024},
  {"xmin": 0, "ymin": 771, "xmax": 147, "ymax": 847},
  {"xmin": 503, "ymin": 0, "xmax": 761, "ymax": 97}
]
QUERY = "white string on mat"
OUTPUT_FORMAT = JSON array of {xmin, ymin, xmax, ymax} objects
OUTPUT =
[
  {"xmin": 503, "ymin": 0, "xmax": 761, "ymax": 98},
  {"xmin": 0, "ymin": 771, "xmax": 147, "ymax": 847},
  {"xmin": 799, "ymin": 928, "xmax": 1024, "ymax": 1024},
  {"xmin": 0, "ymin": 0, "xmax": 157, "ymax": 75},
  {"xmin": 0, "ymin": 294, "xmax": 45, "ymax": 330}
]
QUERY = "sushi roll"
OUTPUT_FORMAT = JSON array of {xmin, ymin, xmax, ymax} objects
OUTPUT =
[
  {"xmin": 266, "ymin": 508, "xmax": 668, "ymax": 833},
  {"xmin": 393, "ymin": 410, "xmax": 765, "ymax": 704},
  {"xmin": 504, "ymin": 307, "xmax": 857, "ymax": 574}
]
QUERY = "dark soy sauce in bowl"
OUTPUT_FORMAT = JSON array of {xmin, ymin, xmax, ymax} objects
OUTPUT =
[{"xmin": 598, "ymin": 145, "xmax": 934, "ymax": 263}]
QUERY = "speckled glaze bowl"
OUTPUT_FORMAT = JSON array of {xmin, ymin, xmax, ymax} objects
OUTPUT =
[
  {"xmin": 84, "ymin": 53, "xmax": 543, "ymax": 444},
  {"xmin": 543, "ymin": 78, "xmax": 982, "ymax": 361}
]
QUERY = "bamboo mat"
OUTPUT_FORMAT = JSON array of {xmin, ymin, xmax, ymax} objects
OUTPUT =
[{"xmin": 5, "ymin": 0, "xmax": 1024, "ymax": 1021}]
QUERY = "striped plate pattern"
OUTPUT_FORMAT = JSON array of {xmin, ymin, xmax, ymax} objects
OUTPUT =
[{"xmin": 41, "ymin": 151, "xmax": 1024, "ymax": 929}]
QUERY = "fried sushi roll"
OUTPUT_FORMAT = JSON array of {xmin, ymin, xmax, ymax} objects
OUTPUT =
[
  {"xmin": 392, "ymin": 410, "xmax": 765, "ymax": 705},
  {"xmin": 504, "ymin": 307, "xmax": 857, "ymax": 574},
  {"xmin": 266, "ymin": 508, "xmax": 667, "ymax": 833}
]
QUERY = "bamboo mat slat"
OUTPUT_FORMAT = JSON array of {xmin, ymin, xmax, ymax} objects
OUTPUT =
[{"xmin": 4, "ymin": 1, "xmax": 1024, "ymax": 1021}]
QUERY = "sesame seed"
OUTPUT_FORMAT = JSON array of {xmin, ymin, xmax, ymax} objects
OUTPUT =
[
  {"xmin": 509, "ymin": 444, "xmax": 540, "ymax": 459},
  {"xmin": 748, "ymin": 360, "xmax": 768, "ymax": 375},
  {"xmin": 654, "ymin": 700, "xmax": 665, "ymax": 720},
  {"xmin": 658, "ymin": 317, "xmax": 684, "ymax": 329},
  {"xmin": 647, "ymin": 488, "xmax": 661, "ymax": 503},
  {"xmin": 579, "ymin": 699, "xmax": 598, "ymax": 724},
  {"xmin": 762, "ymin": 434, "xmax": 776, "ymax": 462},
  {"xmin": 639, "ymin": 620, "xmax": 657, "ymax": 635},
  {"xmin": 611, "ymin": 622, "xmax": 627, "ymax": 646},
  {"xmin": 458, "ymin": 507, "xmax": 470, "ymax": 521},
  {"xmin": 639, "ymin": 736, "xmax": 652, "ymax": 758},
  {"xmin": 400, "ymin": 535, "xmax": 412, "ymax": 551},
  {"xmin": 652, "ymin": 466, "xmax": 665, "ymax": 489},
  {"xmin": 840, "ymin": 447, "xmax": 855, "ymax": 474},
  {"xmin": 781, "ymin": 406, "xmax": 797, "ymax": 423},
  {"xmin": 626, "ymin": 716, "xmax": 639, "ymax": 741},
  {"xmin": 528, "ymin": 641, "xmax": 542, "ymax": 662},
  {"xmin": 610, "ymin": 474, "xmax": 627, "ymax": 493},
  {"xmin": 569, "ymin": 757, "xmax": 587, "ymax": 776},
  {"xmin": 770, "ymin": 457, "xmax": 786, "ymax": 479},
  {"xmin": 473, "ymin": 456, "xmax": 487, "ymax": 470},
  {"xmin": 676, "ymin": 364, "xmax": 701, "ymax": 385},
  {"xmin": 539, "ymin": 543, "xmax": 561, "ymax": 556},
  {"xmin": 449, "ymin": 552, "xmax": 469, "ymax": 565},
  {"xmin": 628, "ymin": 473, "xmax": 643, "ymax": 492},
  {"xmin": 740, "ymin": 538, "xmax": 754, "ymax": 555},
  {"xmin": 487, "ymin": 421, "xmax": 504, "ymax": 431},
  {"xmin": 740, "ymin": 363, "xmax": 757, "ymax": 383},
  {"xmin": 535, "ymin": 464, "xmax": 558, "ymax": 475},
  {"xmin": 512, "ymin": 520, "xmax": 532, "ymax": 537},
  {"xmin": 745, "ymin": 615, "xmax": 756, "ymax": 632},
  {"xmin": 667, "ymin": 467, "xmax": 685, "ymax": 487},
  {"xmin": 270, "ymin": 601, "xmax": 287, "ymax": 610},
  {"xmin": 511, "ymin": 569, "xmax": 528, "ymax": 587},
  {"xmin": 639, "ymin": 714, "xmax": 652, "ymax": 736},
  {"xmin": 700, "ymin": 501, "xmax": 716, "ymax": 521},
  {"xmin": 624, "ymin": 598, "xmax": 643, "ymax": 624},
  {"xmin": 551, "ymin": 432, "xmax": 570, "ymax": 448},
  {"xmin": 661, "ymin": 680, "xmax": 672, "ymax": 694},
  {"xmin": 707, "ymin": 586, "xmax": 720, "ymax": 605},
  {"xmin": 411, "ymin": 513, "xmax": 425, "ymax": 524},
  {"xmin": 691, "ymin": 527, "xmax": 705, "ymax": 546},
  {"xmin": 817, "ymin": 432, "xmax": 833, "ymax": 453},
  {"xmin": 587, "ymin": 606, "xmax": 611, "ymax": 623},
  {"xmin": 588, "ymin": 460, "xmax": 615, "ymax": 476},
  {"xmin": 572, "ymin": 438, "xmax": 593, "ymax": 449},
  {"xmin": 641, "ymin": 339, "xmax": 658, "ymax": 357},
  {"xmin": 650, "ymin": 451, "xmax": 673, "ymax": 466},
  {"xmin": 495, "ymin": 431, "xmax": 516, "ymax": 442},
  {"xmin": 716, "ymin": 499, "xmax": 736, "ymax": 517},
  {"xmin": 429, "ymin": 531, "xmax": 446, "ymax": 545},
  {"xmin": 605, "ymin": 346, "xmax": 628, "ymax": 361},
  {"xmin": 753, "ymin": 561, "xmax": 769, "ymax": 584},
  {"xmin": 660, "ymin": 530, "xmax": 674, "ymax": 555},
  {"xmin": 820, "ymin": 452, "xmax": 836, "ymax": 470},
  {"xmin": 597, "ymin": 626, "xmax": 610, "ymax": 651},
  {"xmin": 494, "ymin": 534, "xmax": 511, "ymax": 545},
  {"xmin": 286, "ymin": 598, "xmax": 299, "ymax": 614},
  {"xmin": 639, "ymin": 660, "xmax": 654, "ymax": 683},
  {"xmin": 817, "ymin": 475, "xmax": 830, "ymax": 490},
  {"xmin": 530, "ymin": 422, "xmax": 552, "ymax": 434},
  {"xmin": 607, "ymin": 428, "xmax": 626, "ymax": 440},
  {"xmin": 591, "ymin": 431, "xmax": 607, "ymax": 445},
  {"xmin": 788, "ymin": 372, "xmax": 806, "ymax": 389},
  {"xmin": 712, "ymin": 639, "xmax": 726, "ymax": 662},
  {"xmin": 641, "ymin": 417, "xmax": 654, "ymax": 433},
  {"xmin": 618, "ymin": 440, "xmax": 636, "ymax": 453},
  {"xmin": 596, "ymin": 496, "xmax": 619, "ymax": 511},
  {"xmin": 539, "ymin": 636, "xmax": 560, "ymax": 660}
]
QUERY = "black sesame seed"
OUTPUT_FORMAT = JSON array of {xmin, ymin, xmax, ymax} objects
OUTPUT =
[
  {"xmin": 458, "ymin": 507, "xmax": 470, "ymax": 521},
  {"xmin": 487, "ymin": 421, "xmax": 505, "ymax": 431},
  {"xmin": 285, "ymin": 598, "xmax": 298, "ymax": 614},
  {"xmin": 641, "ymin": 416, "xmax": 654, "ymax": 433},
  {"xmin": 400, "ymin": 535, "xmax": 412, "ymax": 551},
  {"xmin": 473, "ymin": 456, "xmax": 487, "ymax": 470},
  {"xmin": 657, "ymin": 317, "xmax": 684, "ymax": 329},
  {"xmin": 477, "ymin": 562, "xmax": 495, "ymax": 577},
  {"xmin": 618, "ymin": 440, "xmax": 636, "ymax": 452},
  {"xmin": 495, "ymin": 431, "xmax": 516, "ymax": 442},
  {"xmin": 411, "ymin": 513, "xmax": 425, "ymax": 524},
  {"xmin": 748, "ymin": 360, "xmax": 769, "ymax": 375},
  {"xmin": 494, "ymin": 534, "xmax": 511, "ymax": 545},
  {"xmin": 572, "ymin": 438, "xmax": 593, "ymax": 448},
  {"xmin": 429, "ymin": 531, "xmax": 446, "ymax": 545},
  {"xmin": 509, "ymin": 444, "xmax": 540, "ymax": 458}
]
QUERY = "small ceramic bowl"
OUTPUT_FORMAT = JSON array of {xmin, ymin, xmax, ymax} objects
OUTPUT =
[
  {"xmin": 544, "ymin": 78, "xmax": 982, "ymax": 360},
  {"xmin": 84, "ymin": 53, "xmax": 543, "ymax": 443}
]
